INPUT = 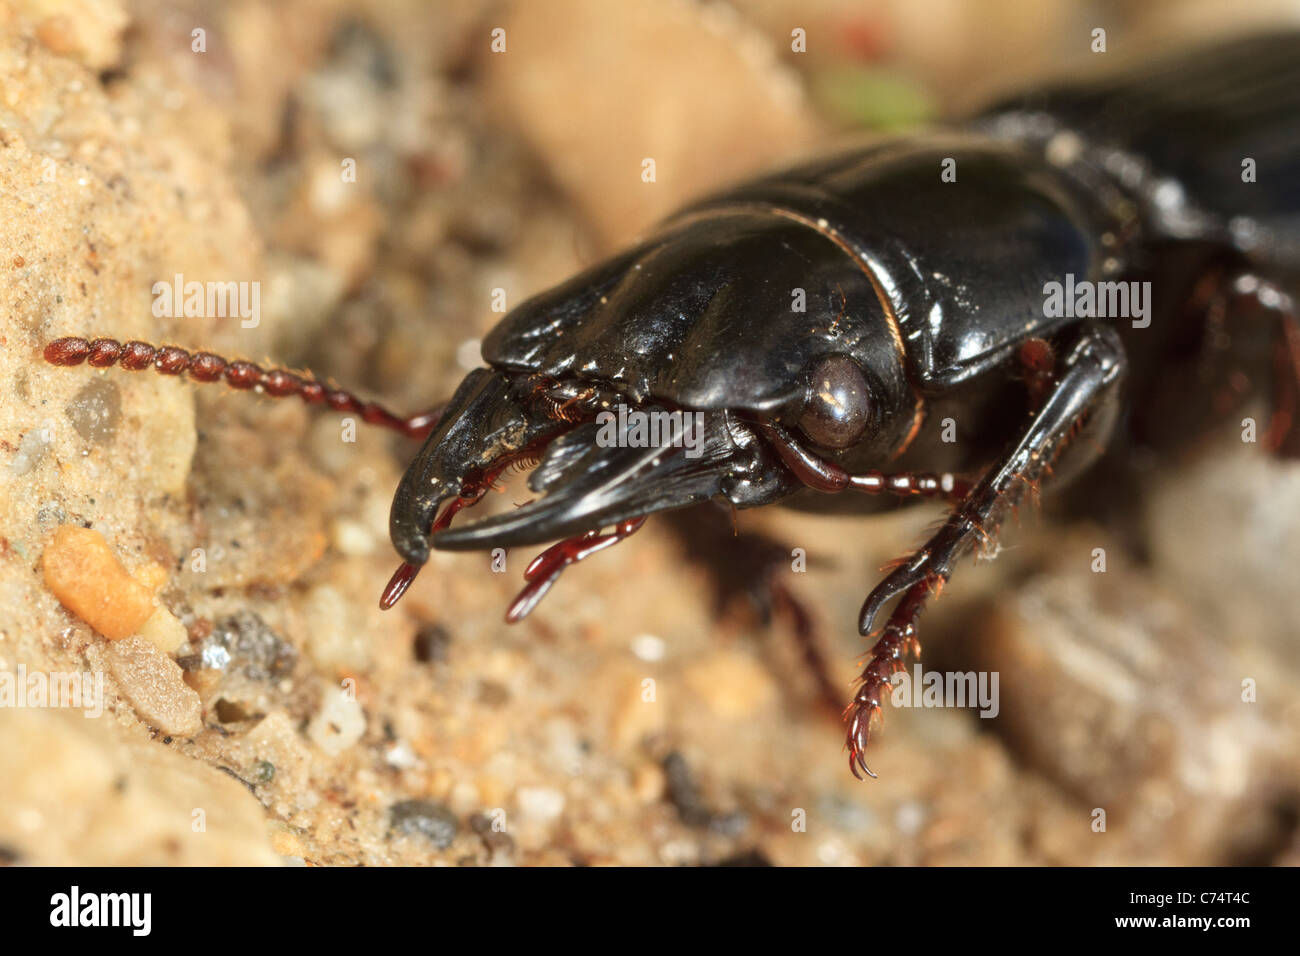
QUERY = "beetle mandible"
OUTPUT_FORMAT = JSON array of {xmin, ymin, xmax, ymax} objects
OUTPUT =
[{"xmin": 43, "ymin": 31, "xmax": 1300, "ymax": 778}]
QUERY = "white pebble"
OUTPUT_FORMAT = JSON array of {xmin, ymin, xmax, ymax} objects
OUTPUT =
[
  {"xmin": 332, "ymin": 518, "xmax": 375, "ymax": 556},
  {"xmin": 308, "ymin": 687, "xmax": 366, "ymax": 756},
  {"xmin": 384, "ymin": 740, "xmax": 418, "ymax": 769},
  {"xmin": 631, "ymin": 633, "xmax": 666, "ymax": 662},
  {"xmin": 516, "ymin": 786, "xmax": 565, "ymax": 824},
  {"xmin": 895, "ymin": 801, "xmax": 926, "ymax": 836}
]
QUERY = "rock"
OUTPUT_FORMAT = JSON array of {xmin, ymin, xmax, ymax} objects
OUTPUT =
[
  {"xmin": 103, "ymin": 636, "xmax": 203, "ymax": 737},
  {"xmin": 0, "ymin": 708, "xmax": 277, "ymax": 865},
  {"xmin": 608, "ymin": 666, "xmax": 667, "ymax": 751},
  {"xmin": 9, "ymin": 427, "xmax": 51, "ymax": 476},
  {"xmin": 307, "ymin": 685, "xmax": 366, "ymax": 756},
  {"xmin": 662, "ymin": 750, "xmax": 746, "ymax": 835},
  {"xmin": 65, "ymin": 377, "xmax": 121, "ymax": 445},
  {"xmin": 516, "ymin": 786, "xmax": 565, "ymax": 825},
  {"xmin": 412, "ymin": 623, "xmax": 452, "ymax": 664},
  {"xmin": 302, "ymin": 584, "xmax": 371, "ymax": 674},
  {"xmin": 1145, "ymin": 443, "xmax": 1300, "ymax": 669},
  {"xmin": 24, "ymin": 0, "xmax": 127, "ymax": 71},
  {"xmin": 484, "ymin": 0, "xmax": 819, "ymax": 247},
  {"xmin": 389, "ymin": 799, "xmax": 459, "ymax": 849},
  {"xmin": 137, "ymin": 608, "xmax": 187, "ymax": 655},
  {"xmin": 42, "ymin": 526, "xmax": 159, "ymax": 640},
  {"xmin": 131, "ymin": 377, "xmax": 197, "ymax": 497},
  {"xmin": 957, "ymin": 539, "xmax": 1294, "ymax": 862},
  {"xmin": 183, "ymin": 610, "xmax": 297, "ymax": 681}
]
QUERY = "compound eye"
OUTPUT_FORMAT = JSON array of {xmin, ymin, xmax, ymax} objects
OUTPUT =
[{"xmin": 797, "ymin": 356, "xmax": 872, "ymax": 449}]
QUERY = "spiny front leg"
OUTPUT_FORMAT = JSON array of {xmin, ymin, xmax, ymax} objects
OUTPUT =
[
  {"xmin": 848, "ymin": 322, "xmax": 1127, "ymax": 777},
  {"xmin": 845, "ymin": 579, "xmax": 932, "ymax": 779},
  {"xmin": 749, "ymin": 423, "xmax": 976, "ymax": 713}
]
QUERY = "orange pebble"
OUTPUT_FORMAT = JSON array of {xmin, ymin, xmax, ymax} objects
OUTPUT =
[{"xmin": 42, "ymin": 526, "xmax": 158, "ymax": 639}]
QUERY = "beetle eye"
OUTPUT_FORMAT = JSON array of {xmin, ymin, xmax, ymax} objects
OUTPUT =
[{"xmin": 797, "ymin": 356, "xmax": 872, "ymax": 449}]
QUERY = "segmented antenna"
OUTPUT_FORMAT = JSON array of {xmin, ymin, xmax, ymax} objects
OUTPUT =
[{"xmin": 43, "ymin": 336, "xmax": 441, "ymax": 439}]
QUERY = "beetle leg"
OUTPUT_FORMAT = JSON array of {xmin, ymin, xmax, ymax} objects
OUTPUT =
[
  {"xmin": 663, "ymin": 504, "xmax": 842, "ymax": 711},
  {"xmin": 845, "ymin": 578, "xmax": 932, "ymax": 779},
  {"xmin": 505, "ymin": 517, "xmax": 647, "ymax": 623},
  {"xmin": 1224, "ymin": 273, "xmax": 1300, "ymax": 456},
  {"xmin": 1135, "ymin": 266, "xmax": 1300, "ymax": 457},
  {"xmin": 1017, "ymin": 337, "xmax": 1057, "ymax": 409},
  {"xmin": 768, "ymin": 577, "xmax": 845, "ymax": 712},
  {"xmin": 847, "ymin": 322, "xmax": 1126, "ymax": 777}
]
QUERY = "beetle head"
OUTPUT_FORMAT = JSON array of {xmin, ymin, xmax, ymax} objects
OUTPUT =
[{"xmin": 384, "ymin": 210, "xmax": 915, "ymax": 610}]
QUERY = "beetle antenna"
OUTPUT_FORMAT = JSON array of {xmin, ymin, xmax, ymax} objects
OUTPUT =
[{"xmin": 43, "ymin": 336, "xmax": 442, "ymax": 439}]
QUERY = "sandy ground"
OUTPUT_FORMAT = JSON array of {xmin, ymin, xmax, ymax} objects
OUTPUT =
[{"xmin": 1, "ymin": 0, "xmax": 1298, "ymax": 865}]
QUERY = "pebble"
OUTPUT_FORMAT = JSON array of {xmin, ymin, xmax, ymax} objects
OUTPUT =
[
  {"xmin": 307, "ymin": 686, "xmax": 366, "ymax": 756},
  {"xmin": 631, "ymin": 633, "xmax": 665, "ymax": 662},
  {"xmin": 485, "ymin": 0, "xmax": 816, "ymax": 245},
  {"xmin": 331, "ymin": 518, "xmax": 375, "ymax": 557},
  {"xmin": 389, "ymin": 799, "xmax": 459, "ymax": 849},
  {"xmin": 137, "ymin": 608, "xmax": 187, "ymax": 655},
  {"xmin": 895, "ymin": 801, "xmax": 926, "ymax": 836},
  {"xmin": 42, "ymin": 526, "xmax": 158, "ymax": 640},
  {"xmin": 104, "ymin": 636, "xmax": 203, "ymax": 737},
  {"xmin": 65, "ymin": 377, "xmax": 121, "ymax": 445},
  {"xmin": 302, "ymin": 585, "xmax": 370, "ymax": 672},
  {"xmin": 412, "ymin": 624, "xmax": 451, "ymax": 664},
  {"xmin": 384, "ymin": 740, "xmax": 419, "ymax": 770},
  {"xmin": 184, "ymin": 611, "xmax": 297, "ymax": 680},
  {"xmin": 30, "ymin": 0, "xmax": 127, "ymax": 71},
  {"xmin": 9, "ymin": 428, "xmax": 50, "ymax": 476},
  {"xmin": 456, "ymin": 338, "xmax": 482, "ymax": 370},
  {"xmin": 35, "ymin": 501, "xmax": 66, "ymax": 534},
  {"xmin": 632, "ymin": 763, "xmax": 666, "ymax": 803},
  {"xmin": 516, "ymin": 786, "xmax": 565, "ymax": 825}
]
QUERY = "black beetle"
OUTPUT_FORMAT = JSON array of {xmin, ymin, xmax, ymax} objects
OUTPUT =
[{"xmin": 44, "ymin": 31, "xmax": 1300, "ymax": 778}]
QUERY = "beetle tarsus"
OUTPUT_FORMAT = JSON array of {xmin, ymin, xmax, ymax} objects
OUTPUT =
[{"xmin": 846, "ymin": 579, "xmax": 931, "ymax": 780}]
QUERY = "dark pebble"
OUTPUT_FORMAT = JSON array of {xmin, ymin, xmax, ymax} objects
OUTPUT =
[
  {"xmin": 413, "ymin": 624, "xmax": 451, "ymax": 664},
  {"xmin": 390, "ymin": 799, "xmax": 459, "ymax": 849}
]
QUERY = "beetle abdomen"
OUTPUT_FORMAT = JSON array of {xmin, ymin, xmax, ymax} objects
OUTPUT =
[{"xmin": 981, "ymin": 30, "xmax": 1300, "ymax": 266}]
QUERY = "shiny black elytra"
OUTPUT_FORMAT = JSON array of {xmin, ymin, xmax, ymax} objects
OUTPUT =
[{"xmin": 44, "ymin": 32, "xmax": 1300, "ymax": 779}]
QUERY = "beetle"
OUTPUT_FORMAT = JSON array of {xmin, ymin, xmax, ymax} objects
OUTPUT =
[{"xmin": 42, "ymin": 31, "xmax": 1300, "ymax": 779}]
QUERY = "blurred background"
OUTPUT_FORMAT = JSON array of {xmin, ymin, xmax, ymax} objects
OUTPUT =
[{"xmin": 2, "ymin": 0, "xmax": 1299, "ymax": 865}]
